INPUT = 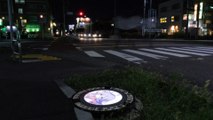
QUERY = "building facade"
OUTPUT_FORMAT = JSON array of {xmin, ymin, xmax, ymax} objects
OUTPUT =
[
  {"xmin": 0, "ymin": 0, "xmax": 52, "ymax": 39},
  {"xmin": 158, "ymin": 0, "xmax": 213, "ymax": 37},
  {"xmin": 158, "ymin": 0, "xmax": 186, "ymax": 35}
]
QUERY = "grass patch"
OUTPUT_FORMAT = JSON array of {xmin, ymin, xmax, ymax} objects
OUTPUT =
[{"xmin": 65, "ymin": 67, "xmax": 213, "ymax": 120}]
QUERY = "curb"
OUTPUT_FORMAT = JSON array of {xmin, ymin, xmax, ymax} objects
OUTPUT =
[{"xmin": 54, "ymin": 80, "xmax": 94, "ymax": 120}]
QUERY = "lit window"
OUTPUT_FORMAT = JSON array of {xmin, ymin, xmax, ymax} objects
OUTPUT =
[
  {"xmin": 18, "ymin": 8, "xmax": 23, "ymax": 14},
  {"xmin": 206, "ymin": 20, "xmax": 211, "ymax": 24},
  {"xmin": 183, "ymin": 14, "xmax": 187, "ymax": 20},
  {"xmin": 15, "ymin": 0, "xmax": 25, "ymax": 4},
  {"xmin": 160, "ymin": 17, "xmax": 167, "ymax": 23},
  {"xmin": 171, "ymin": 16, "xmax": 175, "ymax": 22},
  {"xmin": 169, "ymin": 25, "xmax": 179, "ymax": 35}
]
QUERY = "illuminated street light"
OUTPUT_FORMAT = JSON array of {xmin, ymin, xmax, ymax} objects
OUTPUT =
[{"xmin": 40, "ymin": 15, "xmax": 44, "ymax": 19}]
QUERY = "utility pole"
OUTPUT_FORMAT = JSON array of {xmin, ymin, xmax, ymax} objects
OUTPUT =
[
  {"xmin": 7, "ymin": 0, "xmax": 14, "ymax": 44},
  {"xmin": 186, "ymin": 0, "xmax": 189, "ymax": 39},
  {"xmin": 142, "ymin": 0, "xmax": 147, "ymax": 37},
  {"xmin": 62, "ymin": 0, "xmax": 66, "ymax": 36},
  {"xmin": 144, "ymin": 0, "xmax": 146, "ymax": 19},
  {"xmin": 113, "ymin": 0, "xmax": 117, "ymax": 35},
  {"xmin": 7, "ymin": 0, "xmax": 22, "ymax": 62},
  {"xmin": 114, "ymin": 0, "xmax": 117, "ymax": 17}
]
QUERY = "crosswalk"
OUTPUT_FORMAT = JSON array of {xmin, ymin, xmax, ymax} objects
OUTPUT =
[{"xmin": 83, "ymin": 46, "xmax": 213, "ymax": 64}]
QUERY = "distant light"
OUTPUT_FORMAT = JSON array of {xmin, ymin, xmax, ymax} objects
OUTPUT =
[
  {"xmin": 40, "ymin": 15, "xmax": 44, "ymax": 19},
  {"xmin": 199, "ymin": 2, "xmax": 203, "ymax": 19},
  {"xmin": 79, "ymin": 11, "xmax": 84, "ymax": 16},
  {"xmin": 92, "ymin": 34, "xmax": 97, "ymax": 37},
  {"xmin": 6, "ymin": 26, "xmax": 17, "ymax": 31},
  {"xmin": 2, "ymin": 17, "xmax": 5, "ymax": 20},
  {"xmin": 0, "ymin": 19, "xmax": 2, "ymax": 26},
  {"xmin": 85, "ymin": 17, "xmax": 90, "ymax": 22},
  {"xmin": 20, "ymin": 16, "xmax": 23, "ymax": 19},
  {"xmin": 210, "ymin": 6, "xmax": 213, "ymax": 9},
  {"xmin": 194, "ymin": 4, "xmax": 198, "ymax": 21},
  {"xmin": 152, "ymin": 18, "xmax": 155, "ymax": 22},
  {"xmin": 53, "ymin": 22, "xmax": 57, "ymax": 27},
  {"xmin": 23, "ymin": 19, "xmax": 27, "ymax": 23}
]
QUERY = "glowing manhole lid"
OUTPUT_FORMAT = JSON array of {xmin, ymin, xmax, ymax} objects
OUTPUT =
[{"xmin": 72, "ymin": 87, "xmax": 134, "ymax": 112}]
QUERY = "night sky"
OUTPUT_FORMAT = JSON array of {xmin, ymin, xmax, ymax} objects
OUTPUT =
[{"xmin": 52, "ymin": 0, "xmax": 168, "ymax": 24}]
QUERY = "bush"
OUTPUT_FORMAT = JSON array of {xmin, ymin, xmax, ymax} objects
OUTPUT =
[{"xmin": 66, "ymin": 67, "xmax": 213, "ymax": 120}]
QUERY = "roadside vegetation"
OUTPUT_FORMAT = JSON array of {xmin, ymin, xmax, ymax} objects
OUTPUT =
[{"xmin": 66, "ymin": 67, "xmax": 213, "ymax": 120}]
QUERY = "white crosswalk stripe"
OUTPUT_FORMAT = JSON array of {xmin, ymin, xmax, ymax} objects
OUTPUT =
[
  {"xmin": 169, "ymin": 47, "xmax": 213, "ymax": 54},
  {"xmin": 139, "ymin": 48, "xmax": 190, "ymax": 57},
  {"xmin": 183, "ymin": 47, "xmax": 213, "ymax": 52},
  {"xmin": 104, "ymin": 50, "xmax": 146, "ymax": 64},
  {"xmin": 83, "ymin": 47, "xmax": 213, "ymax": 65},
  {"xmin": 123, "ymin": 49, "xmax": 168, "ymax": 60},
  {"xmin": 155, "ymin": 48, "xmax": 210, "ymax": 56},
  {"xmin": 84, "ymin": 51, "xmax": 105, "ymax": 57}
]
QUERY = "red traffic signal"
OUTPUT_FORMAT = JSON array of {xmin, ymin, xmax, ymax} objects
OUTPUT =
[{"xmin": 79, "ymin": 11, "xmax": 84, "ymax": 16}]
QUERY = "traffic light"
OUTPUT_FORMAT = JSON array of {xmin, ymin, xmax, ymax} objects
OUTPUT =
[{"xmin": 78, "ymin": 11, "xmax": 84, "ymax": 17}]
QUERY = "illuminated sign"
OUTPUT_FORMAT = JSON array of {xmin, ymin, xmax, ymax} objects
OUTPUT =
[
  {"xmin": 199, "ymin": 2, "xmax": 203, "ymax": 19},
  {"xmin": 26, "ymin": 24, "xmax": 40, "ymax": 33},
  {"xmin": 0, "ymin": 19, "xmax": 2, "ymax": 26},
  {"xmin": 194, "ymin": 4, "xmax": 198, "ymax": 21},
  {"xmin": 72, "ymin": 87, "xmax": 134, "ymax": 112}
]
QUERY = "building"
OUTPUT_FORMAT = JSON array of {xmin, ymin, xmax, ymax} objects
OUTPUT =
[
  {"xmin": 158, "ymin": 0, "xmax": 213, "ymax": 37},
  {"xmin": 158, "ymin": 0, "xmax": 187, "ymax": 35},
  {"xmin": 193, "ymin": 0, "xmax": 213, "ymax": 36},
  {"xmin": 0, "ymin": 0, "xmax": 52, "ymax": 39}
]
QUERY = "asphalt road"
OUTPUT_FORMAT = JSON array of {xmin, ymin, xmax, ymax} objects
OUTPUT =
[
  {"xmin": 1, "ymin": 38, "xmax": 213, "ymax": 120},
  {"xmin": 73, "ymin": 41, "xmax": 213, "ymax": 91}
]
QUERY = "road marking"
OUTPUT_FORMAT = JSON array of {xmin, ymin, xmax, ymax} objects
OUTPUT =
[
  {"xmin": 156, "ymin": 48, "xmax": 210, "ymax": 56},
  {"xmin": 55, "ymin": 80, "xmax": 94, "ymax": 120},
  {"xmin": 140, "ymin": 48, "xmax": 190, "ymax": 57},
  {"xmin": 123, "ymin": 49, "xmax": 168, "ymax": 60},
  {"xmin": 184, "ymin": 47, "xmax": 213, "ymax": 52},
  {"xmin": 22, "ymin": 59, "xmax": 43, "ymax": 63},
  {"xmin": 104, "ymin": 50, "xmax": 146, "ymax": 64},
  {"xmin": 170, "ymin": 47, "xmax": 213, "ymax": 54},
  {"xmin": 84, "ymin": 51, "xmax": 105, "ymax": 57}
]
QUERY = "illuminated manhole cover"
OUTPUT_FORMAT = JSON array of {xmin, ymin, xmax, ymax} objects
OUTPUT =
[{"xmin": 72, "ymin": 87, "xmax": 134, "ymax": 112}]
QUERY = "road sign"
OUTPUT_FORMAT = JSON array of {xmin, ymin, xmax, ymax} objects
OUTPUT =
[
  {"xmin": 145, "ymin": 29, "xmax": 161, "ymax": 32},
  {"xmin": 67, "ymin": 12, "xmax": 73, "ymax": 15}
]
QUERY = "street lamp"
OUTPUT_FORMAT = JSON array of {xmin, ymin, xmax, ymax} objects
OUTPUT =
[
  {"xmin": 39, "ymin": 14, "xmax": 45, "ymax": 39},
  {"xmin": 40, "ymin": 14, "xmax": 44, "ymax": 19}
]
